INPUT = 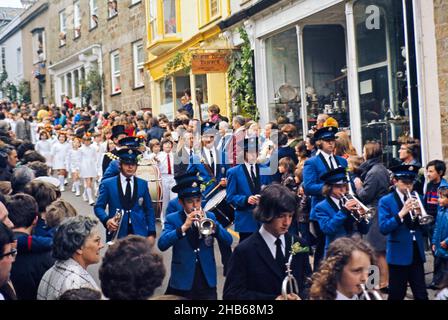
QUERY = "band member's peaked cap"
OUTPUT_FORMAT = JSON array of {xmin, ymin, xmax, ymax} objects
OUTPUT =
[
  {"xmin": 117, "ymin": 147, "xmax": 142, "ymax": 164},
  {"xmin": 389, "ymin": 164, "xmax": 420, "ymax": 180},
  {"xmin": 172, "ymin": 171, "xmax": 203, "ymax": 199},
  {"xmin": 313, "ymin": 126, "xmax": 339, "ymax": 141},
  {"xmin": 320, "ymin": 167, "xmax": 348, "ymax": 185}
]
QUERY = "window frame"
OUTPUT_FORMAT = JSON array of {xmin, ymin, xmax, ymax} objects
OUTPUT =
[
  {"xmin": 89, "ymin": 0, "xmax": 99, "ymax": 30},
  {"xmin": 73, "ymin": 1, "xmax": 81, "ymax": 39},
  {"xmin": 198, "ymin": 0, "xmax": 221, "ymax": 28},
  {"xmin": 147, "ymin": 0, "xmax": 181, "ymax": 43},
  {"xmin": 108, "ymin": 0, "xmax": 118, "ymax": 19},
  {"xmin": 110, "ymin": 50, "xmax": 121, "ymax": 94},
  {"xmin": 133, "ymin": 41, "xmax": 145, "ymax": 89},
  {"xmin": 59, "ymin": 10, "xmax": 67, "ymax": 47},
  {"xmin": 32, "ymin": 30, "xmax": 46, "ymax": 63}
]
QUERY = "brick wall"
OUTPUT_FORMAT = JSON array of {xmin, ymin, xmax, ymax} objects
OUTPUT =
[{"xmin": 47, "ymin": 0, "xmax": 151, "ymax": 111}]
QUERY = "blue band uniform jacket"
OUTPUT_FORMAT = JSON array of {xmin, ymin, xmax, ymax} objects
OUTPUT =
[
  {"xmin": 158, "ymin": 210, "xmax": 233, "ymax": 291},
  {"xmin": 378, "ymin": 190, "xmax": 426, "ymax": 265},
  {"xmin": 94, "ymin": 175, "xmax": 156, "ymax": 241}
]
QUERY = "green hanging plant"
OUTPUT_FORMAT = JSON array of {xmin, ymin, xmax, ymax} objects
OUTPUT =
[
  {"xmin": 80, "ymin": 69, "xmax": 103, "ymax": 108},
  {"xmin": 228, "ymin": 26, "xmax": 258, "ymax": 121},
  {"xmin": 17, "ymin": 80, "xmax": 31, "ymax": 103},
  {"xmin": 163, "ymin": 50, "xmax": 192, "ymax": 77}
]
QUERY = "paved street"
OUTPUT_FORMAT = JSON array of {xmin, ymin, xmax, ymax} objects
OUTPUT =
[{"xmin": 62, "ymin": 185, "xmax": 439, "ymax": 300}]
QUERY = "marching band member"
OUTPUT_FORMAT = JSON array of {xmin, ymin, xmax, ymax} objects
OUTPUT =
[
  {"xmin": 51, "ymin": 131, "xmax": 70, "ymax": 192},
  {"xmin": 158, "ymin": 172, "xmax": 232, "ymax": 300},
  {"xmin": 101, "ymin": 125, "xmax": 127, "ymax": 175},
  {"xmin": 310, "ymin": 236, "xmax": 377, "ymax": 300},
  {"xmin": 314, "ymin": 167, "xmax": 370, "ymax": 254},
  {"xmin": 302, "ymin": 126, "xmax": 348, "ymax": 270},
  {"xmin": 94, "ymin": 145, "xmax": 156, "ymax": 245},
  {"xmin": 223, "ymin": 184, "xmax": 311, "ymax": 300},
  {"xmin": 378, "ymin": 165, "xmax": 428, "ymax": 300},
  {"xmin": 226, "ymin": 137, "xmax": 272, "ymax": 243}
]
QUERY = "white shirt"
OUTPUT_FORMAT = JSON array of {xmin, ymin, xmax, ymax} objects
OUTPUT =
[
  {"xmin": 335, "ymin": 290, "xmax": 359, "ymax": 300},
  {"xmin": 330, "ymin": 196, "xmax": 343, "ymax": 210},
  {"xmin": 245, "ymin": 162, "xmax": 257, "ymax": 179},
  {"xmin": 120, "ymin": 173, "xmax": 134, "ymax": 197},
  {"xmin": 259, "ymin": 225, "xmax": 285, "ymax": 259},
  {"xmin": 0, "ymin": 292, "xmax": 4, "ymax": 300},
  {"xmin": 318, "ymin": 150, "xmax": 338, "ymax": 169},
  {"xmin": 157, "ymin": 151, "xmax": 174, "ymax": 175},
  {"xmin": 203, "ymin": 146, "xmax": 217, "ymax": 175}
]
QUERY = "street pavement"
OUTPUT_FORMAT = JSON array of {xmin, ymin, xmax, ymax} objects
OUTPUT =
[{"xmin": 62, "ymin": 186, "xmax": 439, "ymax": 300}]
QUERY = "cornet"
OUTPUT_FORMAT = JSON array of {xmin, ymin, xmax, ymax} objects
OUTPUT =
[
  {"xmin": 406, "ymin": 189, "xmax": 434, "ymax": 225},
  {"xmin": 282, "ymin": 254, "xmax": 299, "ymax": 300},
  {"xmin": 359, "ymin": 284, "xmax": 383, "ymax": 300},
  {"xmin": 341, "ymin": 193, "xmax": 374, "ymax": 224},
  {"xmin": 192, "ymin": 208, "xmax": 215, "ymax": 238},
  {"xmin": 107, "ymin": 209, "xmax": 124, "ymax": 246}
]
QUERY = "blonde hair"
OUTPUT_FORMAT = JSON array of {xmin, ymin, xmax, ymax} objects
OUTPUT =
[{"xmin": 45, "ymin": 199, "xmax": 78, "ymax": 228}]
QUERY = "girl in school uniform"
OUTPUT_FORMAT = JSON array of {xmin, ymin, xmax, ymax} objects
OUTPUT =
[{"xmin": 79, "ymin": 134, "xmax": 98, "ymax": 205}]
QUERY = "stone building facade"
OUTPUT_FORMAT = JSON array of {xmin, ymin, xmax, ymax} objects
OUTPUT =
[
  {"xmin": 434, "ymin": 0, "xmax": 448, "ymax": 161},
  {"xmin": 47, "ymin": 0, "xmax": 151, "ymax": 111}
]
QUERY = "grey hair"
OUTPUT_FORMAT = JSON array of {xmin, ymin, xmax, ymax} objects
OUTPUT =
[
  {"xmin": 52, "ymin": 216, "xmax": 99, "ymax": 261},
  {"xmin": 232, "ymin": 115, "xmax": 246, "ymax": 127},
  {"xmin": 219, "ymin": 121, "xmax": 229, "ymax": 130},
  {"xmin": 11, "ymin": 166, "xmax": 35, "ymax": 194}
]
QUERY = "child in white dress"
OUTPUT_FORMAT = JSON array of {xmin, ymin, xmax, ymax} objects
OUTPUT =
[
  {"xmin": 35, "ymin": 130, "xmax": 53, "ymax": 169},
  {"xmin": 66, "ymin": 138, "xmax": 82, "ymax": 196},
  {"xmin": 79, "ymin": 135, "xmax": 98, "ymax": 205},
  {"xmin": 51, "ymin": 132, "xmax": 70, "ymax": 192}
]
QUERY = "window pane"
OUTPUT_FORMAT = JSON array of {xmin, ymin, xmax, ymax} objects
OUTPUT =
[
  {"xmin": 163, "ymin": 0, "xmax": 177, "ymax": 34},
  {"xmin": 266, "ymin": 28, "xmax": 303, "ymax": 136},
  {"xmin": 114, "ymin": 54, "xmax": 120, "ymax": 73},
  {"xmin": 303, "ymin": 25, "xmax": 350, "ymax": 131},
  {"xmin": 67, "ymin": 73, "xmax": 72, "ymax": 98},
  {"xmin": 149, "ymin": 0, "xmax": 158, "ymax": 40},
  {"xmin": 161, "ymin": 78, "xmax": 174, "ymax": 119},
  {"xmin": 108, "ymin": 0, "xmax": 118, "ymax": 17},
  {"xmin": 74, "ymin": 70, "xmax": 79, "ymax": 97},
  {"xmin": 195, "ymin": 74, "xmax": 208, "ymax": 119}
]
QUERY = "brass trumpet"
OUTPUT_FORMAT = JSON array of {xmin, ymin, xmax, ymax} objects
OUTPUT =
[
  {"xmin": 406, "ymin": 189, "xmax": 434, "ymax": 225},
  {"xmin": 342, "ymin": 172, "xmax": 373, "ymax": 223},
  {"xmin": 107, "ymin": 209, "xmax": 124, "ymax": 246},
  {"xmin": 282, "ymin": 254, "xmax": 299, "ymax": 300},
  {"xmin": 192, "ymin": 208, "xmax": 215, "ymax": 237},
  {"xmin": 359, "ymin": 284, "xmax": 383, "ymax": 300}
]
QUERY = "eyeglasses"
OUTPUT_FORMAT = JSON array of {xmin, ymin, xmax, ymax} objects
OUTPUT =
[{"xmin": 0, "ymin": 248, "xmax": 17, "ymax": 259}]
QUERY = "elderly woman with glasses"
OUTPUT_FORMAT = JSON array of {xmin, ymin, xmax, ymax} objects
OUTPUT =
[{"xmin": 37, "ymin": 216, "xmax": 104, "ymax": 300}]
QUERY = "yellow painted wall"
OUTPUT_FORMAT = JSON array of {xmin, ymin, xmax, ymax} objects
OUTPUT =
[{"xmin": 145, "ymin": 0, "xmax": 232, "ymax": 118}]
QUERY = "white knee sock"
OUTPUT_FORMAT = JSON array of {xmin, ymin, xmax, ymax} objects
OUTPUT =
[{"xmin": 86, "ymin": 188, "xmax": 94, "ymax": 204}]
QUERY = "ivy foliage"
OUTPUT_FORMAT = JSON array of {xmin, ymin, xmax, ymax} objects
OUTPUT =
[
  {"xmin": 80, "ymin": 69, "xmax": 103, "ymax": 108},
  {"xmin": 228, "ymin": 27, "xmax": 258, "ymax": 121},
  {"xmin": 17, "ymin": 80, "xmax": 31, "ymax": 103},
  {"xmin": 163, "ymin": 50, "xmax": 192, "ymax": 77}
]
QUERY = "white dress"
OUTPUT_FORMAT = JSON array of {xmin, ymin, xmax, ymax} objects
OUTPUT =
[
  {"xmin": 79, "ymin": 144, "xmax": 98, "ymax": 178},
  {"xmin": 67, "ymin": 148, "xmax": 82, "ymax": 173},
  {"xmin": 51, "ymin": 142, "xmax": 70, "ymax": 170},
  {"xmin": 35, "ymin": 140, "xmax": 53, "ymax": 167}
]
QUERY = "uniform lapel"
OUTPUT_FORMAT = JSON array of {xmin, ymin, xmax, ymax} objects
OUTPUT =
[
  {"xmin": 116, "ymin": 175, "xmax": 126, "ymax": 206},
  {"xmin": 254, "ymin": 232, "xmax": 283, "ymax": 279},
  {"xmin": 242, "ymin": 164, "xmax": 256, "ymax": 194},
  {"xmin": 318, "ymin": 153, "xmax": 331, "ymax": 172}
]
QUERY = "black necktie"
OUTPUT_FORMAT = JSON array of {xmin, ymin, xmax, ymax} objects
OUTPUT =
[
  {"xmin": 125, "ymin": 177, "xmax": 132, "ymax": 203},
  {"xmin": 210, "ymin": 150, "xmax": 215, "ymax": 176},
  {"xmin": 189, "ymin": 149, "xmax": 193, "ymax": 165},
  {"xmin": 250, "ymin": 164, "xmax": 256, "ymax": 185},
  {"xmin": 275, "ymin": 238, "xmax": 285, "ymax": 269},
  {"xmin": 329, "ymin": 155, "xmax": 335, "ymax": 170}
]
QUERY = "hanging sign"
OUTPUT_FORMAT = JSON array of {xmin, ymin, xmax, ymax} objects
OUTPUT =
[{"xmin": 191, "ymin": 53, "xmax": 229, "ymax": 74}]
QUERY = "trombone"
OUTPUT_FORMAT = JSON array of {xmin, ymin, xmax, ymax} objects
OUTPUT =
[
  {"xmin": 405, "ymin": 189, "xmax": 434, "ymax": 225},
  {"xmin": 107, "ymin": 209, "xmax": 124, "ymax": 246},
  {"xmin": 192, "ymin": 208, "xmax": 216, "ymax": 238}
]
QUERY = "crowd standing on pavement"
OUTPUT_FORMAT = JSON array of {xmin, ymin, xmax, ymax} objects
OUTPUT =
[{"xmin": 0, "ymin": 97, "xmax": 448, "ymax": 301}]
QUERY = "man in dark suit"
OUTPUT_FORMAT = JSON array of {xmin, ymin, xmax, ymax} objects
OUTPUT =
[{"xmin": 223, "ymin": 184, "xmax": 311, "ymax": 300}]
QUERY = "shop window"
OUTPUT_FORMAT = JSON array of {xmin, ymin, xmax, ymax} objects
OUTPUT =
[
  {"xmin": 59, "ymin": 10, "xmax": 67, "ymax": 46},
  {"xmin": 66, "ymin": 73, "xmax": 73, "ymax": 98},
  {"xmin": 302, "ymin": 25, "xmax": 350, "ymax": 131},
  {"xmin": 108, "ymin": 0, "xmax": 118, "ymax": 18},
  {"xmin": 90, "ymin": 0, "xmax": 98, "ymax": 29},
  {"xmin": 195, "ymin": 74, "xmax": 208, "ymax": 119},
  {"xmin": 354, "ymin": 0, "xmax": 416, "ymax": 166},
  {"xmin": 74, "ymin": 1, "xmax": 81, "ymax": 38},
  {"xmin": 265, "ymin": 27, "xmax": 303, "ymax": 136},
  {"xmin": 198, "ymin": 0, "xmax": 220, "ymax": 27},
  {"xmin": 133, "ymin": 41, "xmax": 145, "ymax": 88},
  {"xmin": 160, "ymin": 77, "xmax": 174, "ymax": 119},
  {"xmin": 163, "ymin": 0, "xmax": 177, "ymax": 34},
  {"xmin": 111, "ymin": 51, "xmax": 121, "ymax": 94},
  {"xmin": 74, "ymin": 70, "xmax": 80, "ymax": 98}
]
